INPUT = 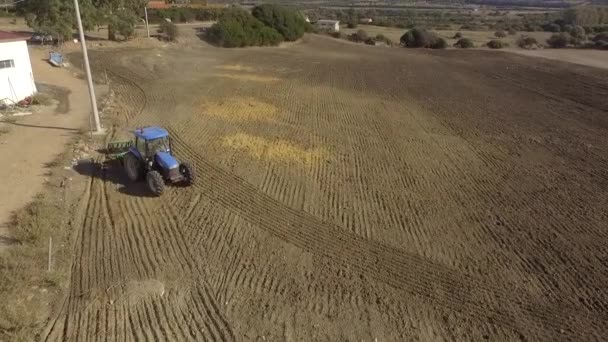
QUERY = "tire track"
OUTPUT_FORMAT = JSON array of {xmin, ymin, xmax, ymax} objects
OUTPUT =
[{"xmin": 170, "ymin": 130, "xmax": 605, "ymax": 340}]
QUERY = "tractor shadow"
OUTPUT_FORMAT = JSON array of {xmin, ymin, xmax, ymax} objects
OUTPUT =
[{"xmin": 73, "ymin": 158, "xmax": 156, "ymax": 198}]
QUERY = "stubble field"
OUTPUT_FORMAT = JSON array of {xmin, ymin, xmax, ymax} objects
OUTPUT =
[{"xmin": 43, "ymin": 34, "xmax": 608, "ymax": 341}]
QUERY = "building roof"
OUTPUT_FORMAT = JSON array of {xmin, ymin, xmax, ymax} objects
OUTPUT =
[
  {"xmin": 134, "ymin": 126, "xmax": 169, "ymax": 140},
  {"xmin": 0, "ymin": 31, "xmax": 30, "ymax": 43},
  {"xmin": 147, "ymin": 0, "xmax": 169, "ymax": 9}
]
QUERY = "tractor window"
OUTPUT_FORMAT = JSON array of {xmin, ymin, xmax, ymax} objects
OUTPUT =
[
  {"xmin": 147, "ymin": 137, "xmax": 170, "ymax": 156},
  {"xmin": 136, "ymin": 137, "xmax": 146, "ymax": 156}
]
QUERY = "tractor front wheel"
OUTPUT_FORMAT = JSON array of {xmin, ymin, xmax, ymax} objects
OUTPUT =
[
  {"xmin": 147, "ymin": 170, "xmax": 165, "ymax": 196},
  {"xmin": 124, "ymin": 152, "xmax": 141, "ymax": 181},
  {"xmin": 180, "ymin": 162, "xmax": 196, "ymax": 186}
]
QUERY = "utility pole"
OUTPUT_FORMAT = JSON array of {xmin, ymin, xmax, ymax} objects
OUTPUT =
[
  {"xmin": 73, "ymin": 0, "xmax": 103, "ymax": 133},
  {"xmin": 144, "ymin": 7, "xmax": 150, "ymax": 38}
]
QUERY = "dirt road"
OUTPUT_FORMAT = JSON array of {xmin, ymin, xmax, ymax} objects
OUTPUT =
[
  {"xmin": 0, "ymin": 48, "xmax": 95, "ymax": 246},
  {"xmin": 43, "ymin": 35, "xmax": 608, "ymax": 341}
]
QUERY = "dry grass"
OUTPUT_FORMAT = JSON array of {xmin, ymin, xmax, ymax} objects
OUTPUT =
[
  {"xmin": 0, "ymin": 149, "xmax": 76, "ymax": 341},
  {"xmin": 216, "ymin": 64, "xmax": 255, "ymax": 72},
  {"xmin": 31, "ymin": 92, "xmax": 53, "ymax": 106},
  {"xmin": 199, "ymin": 97, "xmax": 278, "ymax": 122},
  {"xmin": 212, "ymin": 73, "xmax": 280, "ymax": 82},
  {"xmin": 222, "ymin": 133, "xmax": 328, "ymax": 166}
]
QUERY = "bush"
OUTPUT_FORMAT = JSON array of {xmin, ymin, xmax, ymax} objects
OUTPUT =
[
  {"xmin": 595, "ymin": 40, "xmax": 608, "ymax": 50},
  {"xmin": 517, "ymin": 36, "xmax": 538, "ymax": 49},
  {"xmin": 430, "ymin": 37, "xmax": 447, "ymax": 49},
  {"xmin": 347, "ymin": 21, "xmax": 357, "ymax": 29},
  {"xmin": 592, "ymin": 32, "xmax": 608, "ymax": 42},
  {"xmin": 453, "ymin": 32, "xmax": 462, "ymax": 38},
  {"xmin": 208, "ymin": 8, "xmax": 283, "ymax": 47},
  {"xmin": 508, "ymin": 28, "xmax": 517, "ymax": 35},
  {"xmin": 570, "ymin": 25, "xmax": 586, "ymax": 39},
  {"xmin": 486, "ymin": 39, "xmax": 508, "ymax": 49},
  {"xmin": 349, "ymin": 29, "xmax": 368, "ymax": 42},
  {"xmin": 159, "ymin": 21, "xmax": 178, "ymax": 41},
  {"xmin": 495, "ymin": 30, "xmax": 507, "ymax": 38},
  {"xmin": 251, "ymin": 4, "xmax": 307, "ymax": 42},
  {"xmin": 544, "ymin": 23, "xmax": 561, "ymax": 32},
  {"xmin": 329, "ymin": 31, "xmax": 342, "ymax": 39},
  {"xmin": 400, "ymin": 28, "xmax": 444, "ymax": 48},
  {"xmin": 546, "ymin": 32, "xmax": 571, "ymax": 48},
  {"xmin": 453, "ymin": 38, "xmax": 474, "ymax": 48}
]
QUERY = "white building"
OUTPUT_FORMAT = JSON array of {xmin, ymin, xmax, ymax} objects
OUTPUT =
[
  {"xmin": 0, "ymin": 32, "xmax": 36, "ymax": 105},
  {"xmin": 317, "ymin": 20, "xmax": 340, "ymax": 32}
]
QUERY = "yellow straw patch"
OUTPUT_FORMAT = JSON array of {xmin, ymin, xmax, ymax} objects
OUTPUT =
[
  {"xmin": 212, "ymin": 73, "xmax": 280, "ymax": 82},
  {"xmin": 216, "ymin": 64, "xmax": 255, "ymax": 72},
  {"xmin": 222, "ymin": 133, "xmax": 328, "ymax": 166},
  {"xmin": 200, "ymin": 97, "xmax": 277, "ymax": 121}
]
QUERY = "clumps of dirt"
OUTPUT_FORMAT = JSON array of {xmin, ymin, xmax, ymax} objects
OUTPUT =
[
  {"xmin": 125, "ymin": 280, "xmax": 165, "ymax": 303},
  {"xmin": 216, "ymin": 64, "xmax": 256, "ymax": 72},
  {"xmin": 212, "ymin": 73, "xmax": 280, "ymax": 83},
  {"xmin": 222, "ymin": 133, "xmax": 328, "ymax": 166},
  {"xmin": 201, "ymin": 97, "xmax": 278, "ymax": 122}
]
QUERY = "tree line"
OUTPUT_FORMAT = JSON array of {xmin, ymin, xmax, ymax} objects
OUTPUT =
[
  {"xmin": 207, "ymin": 4, "xmax": 310, "ymax": 47},
  {"xmin": 19, "ymin": 0, "xmax": 147, "ymax": 41}
]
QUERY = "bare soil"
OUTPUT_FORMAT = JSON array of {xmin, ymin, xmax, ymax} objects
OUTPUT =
[
  {"xmin": 42, "ymin": 34, "xmax": 608, "ymax": 341},
  {"xmin": 0, "ymin": 47, "xmax": 98, "ymax": 244}
]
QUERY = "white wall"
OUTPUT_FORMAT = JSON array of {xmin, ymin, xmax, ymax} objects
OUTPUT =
[{"xmin": 0, "ymin": 40, "xmax": 37, "ymax": 104}]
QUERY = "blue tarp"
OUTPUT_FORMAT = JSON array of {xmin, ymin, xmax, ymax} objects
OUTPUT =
[{"xmin": 49, "ymin": 52, "xmax": 63, "ymax": 67}]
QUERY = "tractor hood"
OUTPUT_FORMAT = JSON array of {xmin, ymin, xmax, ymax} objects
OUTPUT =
[{"xmin": 156, "ymin": 152, "xmax": 179, "ymax": 170}]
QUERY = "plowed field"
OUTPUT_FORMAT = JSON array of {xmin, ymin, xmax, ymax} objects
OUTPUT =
[{"xmin": 45, "ymin": 35, "xmax": 608, "ymax": 341}]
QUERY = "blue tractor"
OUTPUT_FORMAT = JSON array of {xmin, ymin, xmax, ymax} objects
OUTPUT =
[{"xmin": 111, "ymin": 127, "xmax": 195, "ymax": 196}]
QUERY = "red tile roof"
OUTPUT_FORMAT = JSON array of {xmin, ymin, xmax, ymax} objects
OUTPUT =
[
  {"xmin": 0, "ymin": 31, "xmax": 30, "ymax": 42},
  {"xmin": 147, "ymin": 1, "xmax": 168, "ymax": 9}
]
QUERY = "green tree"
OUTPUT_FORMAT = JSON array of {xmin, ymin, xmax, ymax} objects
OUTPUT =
[
  {"xmin": 251, "ymin": 4, "xmax": 306, "ymax": 42},
  {"xmin": 400, "ymin": 28, "xmax": 440, "ymax": 48},
  {"xmin": 453, "ymin": 38, "xmax": 474, "ymax": 48},
  {"xmin": 208, "ymin": 7, "xmax": 283, "ymax": 47},
  {"xmin": 22, "ymin": 0, "xmax": 98, "ymax": 40},
  {"xmin": 95, "ymin": 0, "xmax": 147, "ymax": 40},
  {"xmin": 547, "ymin": 32, "xmax": 571, "ymax": 48}
]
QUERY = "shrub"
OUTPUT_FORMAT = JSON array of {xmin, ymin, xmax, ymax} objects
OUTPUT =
[
  {"xmin": 430, "ymin": 37, "xmax": 447, "ymax": 49},
  {"xmin": 349, "ymin": 29, "xmax": 368, "ymax": 42},
  {"xmin": 329, "ymin": 31, "xmax": 342, "ymax": 39},
  {"xmin": 486, "ymin": 39, "xmax": 508, "ymax": 49},
  {"xmin": 453, "ymin": 31, "xmax": 462, "ymax": 38},
  {"xmin": 595, "ymin": 40, "xmax": 608, "ymax": 50},
  {"xmin": 570, "ymin": 25, "xmax": 586, "ymax": 39},
  {"xmin": 251, "ymin": 4, "xmax": 306, "ymax": 42},
  {"xmin": 592, "ymin": 32, "xmax": 608, "ymax": 42},
  {"xmin": 495, "ymin": 30, "xmax": 507, "ymax": 38},
  {"xmin": 544, "ymin": 23, "xmax": 561, "ymax": 32},
  {"xmin": 208, "ymin": 8, "xmax": 283, "ymax": 47},
  {"xmin": 364, "ymin": 38, "xmax": 376, "ymax": 45},
  {"xmin": 159, "ymin": 21, "xmax": 179, "ymax": 41},
  {"xmin": 453, "ymin": 38, "xmax": 474, "ymax": 48},
  {"xmin": 546, "ymin": 32, "xmax": 571, "ymax": 48},
  {"xmin": 347, "ymin": 21, "xmax": 357, "ymax": 29},
  {"xmin": 517, "ymin": 36, "xmax": 538, "ymax": 49},
  {"xmin": 400, "ymin": 28, "xmax": 443, "ymax": 48},
  {"xmin": 508, "ymin": 28, "xmax": 517, "ymax": 35}
]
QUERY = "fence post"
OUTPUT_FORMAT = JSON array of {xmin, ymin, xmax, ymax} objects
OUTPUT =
[{"xmin": 47, "ymin": 237, "xmax": 52, "ymax": 272}]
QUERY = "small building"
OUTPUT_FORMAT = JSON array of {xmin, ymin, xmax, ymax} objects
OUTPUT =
[
  {"xmin": 359, "ymin": 18, "xmax": 373, "ymax": 24},
  {"xmin": 0, "ymin": 32, "xmax": 36, "ymax": 105},
  {"xmin": 147, "ymin": 0, "xmax": 169, "ymax": 9},
  {"xmin": 317, "ymin": 20, "xmax": 340, "ymax": 32}
]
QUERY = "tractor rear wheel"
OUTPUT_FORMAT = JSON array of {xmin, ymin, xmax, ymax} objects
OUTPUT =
[
  {"xmin": 146, "ymin": 170, "xmax": 165, "ymax": 196},
  {"xmin": 124, "ymin": 152, "xmax": 141, "ymax": 181},
  {"xmin": 179, "ymin": 162, "xmax": 195, "ymax": 186}
]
